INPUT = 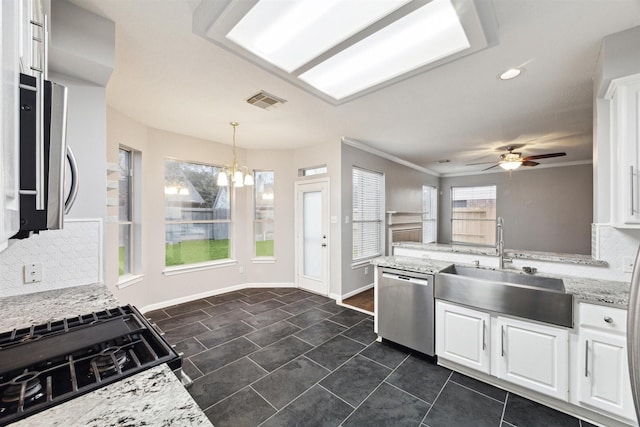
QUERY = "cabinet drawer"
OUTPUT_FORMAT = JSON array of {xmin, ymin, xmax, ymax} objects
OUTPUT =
[{"xmin": 579, "ymin": 303, "xmax": 627, "ymax": 333}]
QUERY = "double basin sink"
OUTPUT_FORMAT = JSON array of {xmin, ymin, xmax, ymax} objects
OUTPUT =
[{"xmin": 435, "ymin": 265, "xmax": 573, "ymax": 327}]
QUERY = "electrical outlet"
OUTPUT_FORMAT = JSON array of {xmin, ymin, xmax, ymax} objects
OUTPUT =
[
  {"xmin": 364, "ymin": 266, "xmax": 369, "ymax": 275},
  {"xmin": 24, "ymin": 263, "xmax": 42, "ymax": 283},
  {"xmin": 345, "ymin": 216, "xmax": 350, "ymax": 224},
  {"xmin": 623, "ymin": 256, "xmax": 635, "ymax": 273},
  {"xmin": 239, "ymin": 266, "xmax": 244, "ymax": 274}
]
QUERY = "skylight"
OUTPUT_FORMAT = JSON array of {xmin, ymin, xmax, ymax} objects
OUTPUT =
[
  {"xmin": 226, "ymin": 0, "xmax": 410, "ymax": 73},
  {"xmin": 193, "ymin": 0, "xmax": 495, "ymax": 105},
  {"xmin": 299, "ymin": 0, "xmax": 470, "ymax": 100}
]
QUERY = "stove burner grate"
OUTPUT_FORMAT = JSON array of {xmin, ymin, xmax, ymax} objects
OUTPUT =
[
  {"xmin": 1, "ymin": 372, "xmax": 44, "ymax": 405},
  {"xmin": 90, "ymin": 348, "xmax": 128, "ymax": 377}
]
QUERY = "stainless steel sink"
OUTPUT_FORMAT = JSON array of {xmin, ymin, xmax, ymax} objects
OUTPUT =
[{"xmin": 435, "ymin": 265, "xmax": 573, "ymax": 327}]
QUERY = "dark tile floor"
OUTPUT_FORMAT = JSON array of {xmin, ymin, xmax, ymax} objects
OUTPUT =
[{"xmin": 147, "ymin": 288, "xmax": 594, "ymax": 427}]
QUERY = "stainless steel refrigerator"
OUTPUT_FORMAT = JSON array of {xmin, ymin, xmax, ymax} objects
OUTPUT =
[{"xmin": 627, "ymin": 247, "xmax": 640, "ymax": 420}]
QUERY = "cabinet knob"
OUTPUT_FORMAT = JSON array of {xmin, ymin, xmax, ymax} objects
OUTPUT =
[{"xmin": 604, "ymin": 316, "xmax": 614, "ymax": 324}]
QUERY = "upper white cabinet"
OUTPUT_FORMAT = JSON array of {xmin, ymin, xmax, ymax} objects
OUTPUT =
[
  {"xmin": 576, "ymin": 303, "xmax": 635, "ymax": 422},
  {"xmin": 496, "ymin": 316, "xmax": 569, "ymax": 400},
  {"xmin": 19, "ymin": 0, "xmax": 46, "ymax": 77},
  {"xmin": 0, "ymin": 0, "xmax": 21, "ymax": 252},
  {"xmin": 606, "ymin": 73, "xmax": 640, "ymax": 227}
]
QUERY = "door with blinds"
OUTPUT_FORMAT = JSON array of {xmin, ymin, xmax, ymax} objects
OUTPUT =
[{"xmin": 295, "ymin": 179, "xmax": 329, "ymax": 295}]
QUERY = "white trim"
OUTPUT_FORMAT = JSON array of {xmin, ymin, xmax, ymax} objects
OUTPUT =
[
  {"xmin": 604, "ymin": 72, "xmax": 640, "ymax": 100},
  {"xmin": 139, "ymin": 282, "xmax": 296, "ymax": 313},
  {"xmin": 342, "ymin": 137, "xmax": 439, "ymax": 176},
  {"xmin": 65, "ymin": 218, "xmax": 104, "ymax": 284},
  {"xmin": 340, "ymin": 282, "xmax": 374, "ymax": 300},
  {"xmin": 117, "ymin": 274, "xmax": 144, "ymax": 289},
  {"xmin": 251, "ymin": 257, "xmax": 277, "ymax": 264},
  {"xmin": 441, "ymin": 160, "xmax": 593, "ymax": 178},
  {"xmin": 162, "ymin": 259, "xmax": 238, "ymax": 276},
  {"xmin": 351, "ymin": 257, "xmax": 379, "ymax": 268},
  {"xmin": 337, "ymin": 283, "xmax": 375, "ymax": 315}
]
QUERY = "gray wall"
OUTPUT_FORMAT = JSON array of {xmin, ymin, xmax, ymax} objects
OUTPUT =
[
  {"xmin": 341, "ymin": 142, "xmax": 439, "ymax": 295},
  {"xmin": 438, "ymin": 164, "xmax": 593, "ymax": 255}
]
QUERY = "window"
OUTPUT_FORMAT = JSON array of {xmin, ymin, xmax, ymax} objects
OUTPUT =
[
  {"xmin": 254, "ymin": 170, "xmax": 275, "ymax": 258},
  {"xmin": 352, "ymin": 167, "xmax": 384, "ymax": 261},
  {"xmin": 118, "ymin": 148, "xmax": 133, "ymax": 276},
  {"xmin": 164, "ymin": 159, "xmax": 230, "ymax": 267},
  {"xmin": 422, "ymin": 185, "xmax": 437, "ymax": 243},
  {"xmin": 451, "ymin": 185, "xmax": 497, "ymax": 246},
  {"xmin": 299, "ymin": 165, "xmax": 327, "ymax": 176}
]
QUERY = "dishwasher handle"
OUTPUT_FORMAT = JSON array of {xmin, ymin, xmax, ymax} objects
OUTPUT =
[{"xmin": 381, "ymin": 272, "xmax": 431, "ymax": 286}]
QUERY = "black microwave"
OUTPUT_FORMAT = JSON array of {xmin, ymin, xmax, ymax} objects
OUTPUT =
[{"xmin": 12, "ymin": 73, "xmax": 77, "ymax": 239}]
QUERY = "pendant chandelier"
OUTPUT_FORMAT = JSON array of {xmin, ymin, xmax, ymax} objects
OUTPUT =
[{"xmin": 216, "ymin": 122, "xmax": 254, "ymax": 187}]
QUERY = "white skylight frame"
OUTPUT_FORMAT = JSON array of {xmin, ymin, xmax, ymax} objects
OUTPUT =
[{"xmin": 193, "ymin": 0, "xmax": 497, "ymax": 105}]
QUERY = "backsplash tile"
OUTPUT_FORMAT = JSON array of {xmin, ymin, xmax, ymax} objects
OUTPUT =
[{"xmin": 0, "ymin": 219, "xmax": 102, "ymax": 297}]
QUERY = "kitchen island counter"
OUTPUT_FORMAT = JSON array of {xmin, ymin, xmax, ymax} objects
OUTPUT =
[
  {"xmin": 0, "ymin": 284, "xmax": 212, "ymax": 427},
  {"xmin": 372, "ymin": 256, "xmax": 630, "ymax": 308}
]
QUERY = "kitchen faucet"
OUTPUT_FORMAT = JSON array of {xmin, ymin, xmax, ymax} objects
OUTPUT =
[{"xmin": 496, "ymin": 216, "xmax": 511, "ymax": 269}]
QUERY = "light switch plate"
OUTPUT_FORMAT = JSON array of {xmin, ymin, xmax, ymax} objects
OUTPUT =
[
  {"xmin": 623, "ymin": 256, "xmax": 635, "ymax": 273},
  {"xmin": 24, "ymin": 263, "xmax": 43, "ymax": 283}
]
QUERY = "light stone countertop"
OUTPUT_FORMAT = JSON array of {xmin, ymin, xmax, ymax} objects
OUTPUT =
[
  {"xmin": 0, "ymin": 284, "xmax": 212, "ymax": 427},
  {"xmin": 372, "ymin": 256, "xmax": 630, "ymax": 308},
  {"xmin": 393, "ymin": 242, "xmax": 608, "ymax": 266}
]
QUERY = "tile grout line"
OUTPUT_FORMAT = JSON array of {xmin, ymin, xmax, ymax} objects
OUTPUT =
[
  {"xmin": 500, "ymin": 392, "xmax": 510, "ymax": 426},
  {"xmin": 383, "ymin": 379, "xmax": 432, "ymax": 407},
  {"xmin": 249, "ymin": 385, "xmax": 279, "ymax": 412},
  {"xmin": 447, "ymin": 379, "xmax": 508, "ymax": 405},
  {"xmin": 316, "ymin": 383, "xmax": 356, "ymax": 409},
  {"xmin": 339, "ymin": 352, "xmax": 413, "ymax": 425},
  {"xmin": 419, "ymin": 370, "xmax": 454, "ymax": 425}
]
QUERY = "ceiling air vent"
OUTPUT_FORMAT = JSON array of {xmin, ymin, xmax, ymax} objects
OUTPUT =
[{"xmin": 246, "ymin": 91, "xmax": 287, "ymax": 110}]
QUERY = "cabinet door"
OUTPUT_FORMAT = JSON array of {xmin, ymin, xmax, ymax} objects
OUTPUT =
[
  {"xmin": 436, "ymin": 301, "xmax": 490, "ymax": 374},
  {"xmin": 578, "ymin": 329, "xmax": 635, "ymax": 420},
  {"xmin": 496, "ymin": 317, "xmax": 568, "ymax": 400}
]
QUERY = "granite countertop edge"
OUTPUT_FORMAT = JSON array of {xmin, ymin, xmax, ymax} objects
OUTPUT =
[
  {"xmin": 393, "ymin": 242, "xmax": 608, "ymax": 266},
  {"xmin": 1, "ymin": 283, "xmax": 212, "ymax": 427},
  {"xmin": 372, "ymin": 256, "xmax": 630, "ymax": 308}
]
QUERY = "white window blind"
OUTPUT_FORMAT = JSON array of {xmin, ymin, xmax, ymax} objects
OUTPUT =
[{"xmin": 352, "ymin": 167, "xmax": 383, "ymax": 261}]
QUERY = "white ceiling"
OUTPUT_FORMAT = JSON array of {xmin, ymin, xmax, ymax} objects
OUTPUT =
[{"xmin": 70, "ymin": 0, "xmax": 640, "ymax": 175}]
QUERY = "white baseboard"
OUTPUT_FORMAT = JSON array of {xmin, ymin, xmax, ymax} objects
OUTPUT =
[
  {"xmin": 340, "ymin": 283, "xmax": 374, "ymax": 301},
  {"xmin": 139, "ymin": 282, "xmax": 295, "ymax": 313},
  {"xmin": 334, "ymin": 283, "xmax": 374, "ymax": 316}
]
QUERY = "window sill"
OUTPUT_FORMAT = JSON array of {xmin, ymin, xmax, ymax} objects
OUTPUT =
[
  {"xmin": 163, "ymin": 259, "xmax": 238, "ymax": 276},
  {"xmin": 118, "ymin": 274, "xmax": 144, "ymax": 289},
  {"xmin": 351, "ymin": 257, "xmax": 380, "ymax": 269},
  {"xmin": 251, "ymin": 257, "xmax": 277, "ymax": 264}
]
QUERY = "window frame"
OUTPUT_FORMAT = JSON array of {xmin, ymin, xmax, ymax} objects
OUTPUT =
[
  {"xmin": 163, "ymin": 158, "xmax": 234, "ymax": 271},
  {"xmin": 351, "ymin": 166, "xmax": 385, "ymax": 265},
  {"xmin": 422, "ymin": 185, "xmax": 438, "ymax": 244},
  {"xmin": 450, "ymin": 185, "xmax": 497, "ymax": 247},
  {"xmin": 253, "ymin": 169, "xmax": 275, "ymax": 261},
  {"xmin": 118, "ymin": 146, "xmax": 142, "ymax": 287}
]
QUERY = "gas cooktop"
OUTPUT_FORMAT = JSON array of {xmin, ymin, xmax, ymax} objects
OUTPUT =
[{"xmin": 0, "ymin": 305, "xmax": 181, "ymax": 426}]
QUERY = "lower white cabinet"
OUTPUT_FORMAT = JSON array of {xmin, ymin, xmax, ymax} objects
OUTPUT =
[
  {"xmin": 497, "ymin": 316, "xmax": 569, "ymax": 400},
  {"xmin": 436, "ymin": 301, "xmax": 490, "ymax": 374},
  {"xmin": 436, "ymin": 300, "xmax": 569, "ymax": 400},
  {"xmin": 576, "ymin": 304, "xmax": 635, "ymax": 421}
]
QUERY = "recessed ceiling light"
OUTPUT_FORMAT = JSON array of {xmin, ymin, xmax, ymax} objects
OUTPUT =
[{"xmin": 499, "ymin": 68, "xmax": 522, "ymax": 80}]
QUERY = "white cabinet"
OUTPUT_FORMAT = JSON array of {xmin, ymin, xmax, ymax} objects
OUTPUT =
[
  {"xmin": 436, "ymin": 300, "xmax": 569, "ymax": 401},
  {"xmin": 18, "ymin": 0, "xmax": 45, "ymax": 77},
  {"xmin": 436, "ymin": 301, "xmax": 490, "ymax": 374},
  {"xmin": 576, "ymin": 303, "xmax": 635, "ymax": 421},
  {"xmin": 605, "ymin": 73, "xmax": 640, "ymax": 226},
  {"xmin": 496, "ymin": 316, "xmax": 568, "ymax": 400},
  {"xmin": 0, "ymin": 0, "xmax": 21, "ymax": 251}
]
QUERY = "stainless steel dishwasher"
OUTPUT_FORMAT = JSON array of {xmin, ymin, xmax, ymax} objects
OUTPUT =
[{"xmin": 377, "ymin": 267, "xmax": 435, "ymax": 356}]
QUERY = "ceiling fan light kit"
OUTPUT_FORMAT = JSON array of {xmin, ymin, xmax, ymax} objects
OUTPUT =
[{"xmin": 470, "ymin": 146, "xmax": 567, "ymax": 172}]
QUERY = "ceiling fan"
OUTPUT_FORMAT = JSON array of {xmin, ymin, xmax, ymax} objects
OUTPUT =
[{"xmin": 467, "ymin": 146, "xmax": 567, "ymax": 171}]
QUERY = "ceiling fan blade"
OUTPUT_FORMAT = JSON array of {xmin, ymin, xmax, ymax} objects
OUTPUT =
[
  {"xmin": 482, "ymin": 164, "xmax": 500, "ymax": 171},
  {"xmin": 522, "ymin": 152, "xmax": 566, "ymax": 161},
  {"xmin": 466, "ymin": 161, "xmax": 498, "ymax": 166},
  {"xmin": 521, "ymin": 161, "xmax": 539, "ymax": 167}
]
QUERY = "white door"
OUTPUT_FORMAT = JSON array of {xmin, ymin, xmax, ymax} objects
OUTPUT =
[
  {"xmin": 295, "ymin": 179, "xmax": 329, "ymax": 295},
  {"xmin": 578, "ymin": 329, "xmax": 635, "ymax": 420},
  {"xmin": 496, "ymin": 316, "xmax": 568, "ymax": 400},
  {"xmin": 436, "ymin": 301, "xmax": 490, "ymax": 374}
]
